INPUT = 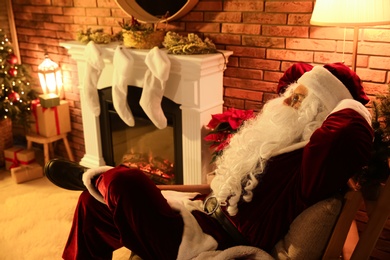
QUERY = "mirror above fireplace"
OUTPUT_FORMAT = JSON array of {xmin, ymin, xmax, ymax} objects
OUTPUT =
[{"xmin": 115, "ymin": 0, "xmax": 199, "ymax": 23}]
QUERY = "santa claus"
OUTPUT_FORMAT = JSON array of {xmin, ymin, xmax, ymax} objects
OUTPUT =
[{"xmin": 45, "ymin": 63, "xmax": 373, "ymax": 260}]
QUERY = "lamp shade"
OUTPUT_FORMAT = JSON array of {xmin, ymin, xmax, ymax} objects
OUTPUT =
[{"xmin": 311, "ymin": 0, "xmax": 390, "ymax": 26}]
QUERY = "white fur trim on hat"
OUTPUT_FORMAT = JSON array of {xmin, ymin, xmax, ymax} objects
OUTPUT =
[{"xmin": 298, "ymin": 66, "xmax": 353, "ymax": 111}]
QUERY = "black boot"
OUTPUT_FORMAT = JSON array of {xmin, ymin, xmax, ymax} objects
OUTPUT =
[{"xmin": 44, "ymin": 158, "xmax": 88, "ymax": 191}]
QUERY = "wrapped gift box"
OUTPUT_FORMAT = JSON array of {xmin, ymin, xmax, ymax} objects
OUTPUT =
[
  {"xmin": 4, "ymin": 146, "xmax": 36, "ymax": 171},
  {"xmin": 39, "ymin": 93, "xmax": 60, "ymax": 108},
  {"xmin": 10, "ymin": 163, "xmax": 43, "ymax": 184},
  {"xmin": 30, "ymin": 100, "xmax": 71, "ymax": 137}
]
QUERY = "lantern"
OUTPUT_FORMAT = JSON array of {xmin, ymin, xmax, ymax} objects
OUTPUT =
[{"xmin": 38, "ymin": 53, "xmax": 63, "ymax": 107}]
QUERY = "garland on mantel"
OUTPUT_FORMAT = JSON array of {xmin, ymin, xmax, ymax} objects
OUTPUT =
[{"xmin": 163, "ymin": 31, "xmax": 217, "ymax": 55}]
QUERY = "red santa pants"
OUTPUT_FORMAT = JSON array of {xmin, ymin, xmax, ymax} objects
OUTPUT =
[{"xmin": 62, "ymin": 166, "xmax": 184, "ymax": 260}]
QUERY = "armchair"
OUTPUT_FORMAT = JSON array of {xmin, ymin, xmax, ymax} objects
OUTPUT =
[{"xmin": 151, "ymin": 176, "xmax": 390, "ymax": 260}]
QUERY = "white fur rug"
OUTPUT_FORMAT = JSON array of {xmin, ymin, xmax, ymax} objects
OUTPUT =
[{"xmin": 0, "ymin": 169, "xmax": 131, "ymax": 260}]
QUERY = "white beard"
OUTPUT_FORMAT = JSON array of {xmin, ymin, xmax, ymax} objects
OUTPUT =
[{"xmin": 210, "ymin": 93, "xmax": 329, "ymax": 216}]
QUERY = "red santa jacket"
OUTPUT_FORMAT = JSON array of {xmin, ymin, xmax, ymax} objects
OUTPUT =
[{"xmin": 193, "ymin": 106, "xmax": 373, "ymax": 253}]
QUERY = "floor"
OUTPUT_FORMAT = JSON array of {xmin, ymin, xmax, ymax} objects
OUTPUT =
[{"xmin": 0, "ymin": 147, "xmax": 131, "ymax": 260}]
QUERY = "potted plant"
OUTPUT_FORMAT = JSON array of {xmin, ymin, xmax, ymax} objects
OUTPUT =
[
  {"xmin": 118, "ymin": 17, "xmax": 166, "ymax": 49},
  {"xmin": 204, "ymin": 108, "xmax": 255, "ymax": 164},
  {"xmin": 355, "ymin": 88, "xmax": 390, "ymax": 199}
]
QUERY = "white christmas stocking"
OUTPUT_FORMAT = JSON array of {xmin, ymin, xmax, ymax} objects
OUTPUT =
[
  {"xmin": 112, "ymin": 46, "xmax": 135, "ymax": 127},
  {"xmin": 83, "ymin": 41, "xmax": 105, "ymax": 116},
  {"xmin": 140, "ymin": 47, "xmax": 171, "ymax": 129}
]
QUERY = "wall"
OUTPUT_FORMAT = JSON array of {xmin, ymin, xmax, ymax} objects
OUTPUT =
[
  {"xmin": 9, "ymin": 0, "xmax": 390, "ymax": 161},
  {"xmin": 13, "ymin": 0, "xmax": 390, "ymax": 159},
  {"xmin": 8, "ymin": 0, "xmax": 390, "ymax": 257}
]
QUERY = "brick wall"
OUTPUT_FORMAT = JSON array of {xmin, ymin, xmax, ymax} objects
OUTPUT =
[
  {"xmin": 8, "ymin": 0, "xmax": 390, "ymax": 257},
  {"xmin": 10, "ymin": 0, "xmax": 390, "ymax": 161}
]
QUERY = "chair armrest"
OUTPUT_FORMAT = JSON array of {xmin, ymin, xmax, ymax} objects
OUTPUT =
[{"xmin": 157, "ymin": 184, "xmax": 211, "ymax": 195}]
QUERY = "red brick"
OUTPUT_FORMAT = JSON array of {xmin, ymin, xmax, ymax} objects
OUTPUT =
[
  {"xmin": 194, "ymin": 1, "xmax": 223, "ymax": 11},
  {"xmin": 204, "ymin": 12, "xmax": 242, "ymax": 22},
  {"xmin": 225, "ymin": 87, "xmax": 263, "ymax": 101},
  {"xmin": 73, "ymin": 0, "xmax": 96, "ymax": 7},
  {"xmin": 223, "ymin": 97, "xmax": 245, "ymax": 109},
  {"xmin": 240, "ymin": 57, "xmax": 280, "ymax": 70},
  {"xmin": 288, "ymin": 14, "xmax": 312, "ymax": 25},
  {"xmin": 53, "ymin": 0, "xmax": 72, "ymax": 6},
  {"xmin": 358, "ymin": 42, "xmax": 390, "ymax": 56},
  {"xmin": 63, "ymin": 7, "xmax": 86, "ymax": 16},
  {"xmin": 223, "ymin": 0, "xmax": 264, "ymax": 12},
  {"xmin": 287, "ymin": 38, "xmax": 337, "ymax": 52},
  {"xmin": 23, "ymin": 6, "xmax": 63, "ymax": 15},
  {"xmin": 186, "ymin": 22, "xmax": 220, "ymax": 33},
  {"xmin": 43, "ymin": 22, "xmax": 65, "ymax": 31},
  {"xmin": 281, "ymin": 61, "xmax": 301, "ymax": 72},
  {"xmin": 265, "ymin": 1, "xmax": 313, "ymax": 13},
  {"xmin": 97, "ymin": 0, "xmax": 118, "ymax": 8},
  {"xmin": 313, "ymin": 52, "xmax": 351, "ymax": 65},
  {"xmin": 369, "ymin": 57, "xmax": 390, "ymax": 70},
  {"xmin": 13, "ymin": 12, "xmax": 33, "ymax": 21},
  {"xmin": 263, "ymin": 92, "xmax": 279, "ymax": 102},
  {"xmin": 57, "ymin": 31, "xmax": 75, "ymax": 41},
  {"xmin": 224, "ymin": 77, "xmax": 277, "ymax": 93},
  {"xmin": 264, "ymin": 71, "xmax": 284, "ymax": 83},
  {"xmin": 53, "ymin": 15, "xmax": 75, "ymax": 24},
  {"xmin": 28, "ymin": 0, "xmax": 51, "ymax": 4},
  {"xmin": 243, "ymin": 12, "xmax": 286, "ymax": 25},
  {"xmin": 310, "ymin": 27, "xmax": 350, "ymax": 40},
  {"xmin": 180, "ymin": 11, "xmax": 204, "ymax": 21},
  {"xmin": 31, "ymin": 14, "xmax": 53, "ymax": 23},
  {"xmin": 222, "ymin": 23, "xmax": 260, "ymax": 34},
  {"xmin": 245, "ymin": 100, "xmax": 263, "ymax": 111},
  {"xmin": 224, "ymin": 67, "xmax": 263, "ymax": 80},
  {"xmin": 262, "ymin": 25, "xmax": 309, "ymax": 38},
  {"xmin": 206, "ymin": 33, "xmax": 241, "ymax": 45},
  {"xmin": 226, "ymin": 46, "xmax": 266, "ymax": 58},
  {"xmin": 363, "ymin": 82, "xmax": 390, "ymax": 96},
  {"xmin": 267, "ymin": 49, "xmax": 313, "ymax": 63},
  {"xmin": 363, "ymin": 28, "xmax": 390, "ymax": 43},
  {"xmin": 98, "ymin": 17, "xmax": 120, "ymax": 27},
  {"xmin": 73, "ymin": 16, "xmax": 97, "ymax": 25},
  {"xmin": 242, "ymin": 35, "xmax": 284, "ymax": 48},
  {"xmin": 226, "ymin": 56, "xmax": 239, "ymax": 67},
  {"xmin": 357, "ymin": 68, "xmax": 387, "ymax": 83}
]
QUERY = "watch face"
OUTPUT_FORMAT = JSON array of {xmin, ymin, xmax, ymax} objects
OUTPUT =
[{"xmin": 115, "ymin": 0, "xmax": 199, "ymax": 23}]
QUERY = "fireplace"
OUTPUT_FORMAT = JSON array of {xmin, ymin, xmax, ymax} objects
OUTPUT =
[
  {"xmin": 99, "ymin": 85, "xmax": 183, "ymax": 184},
  {"xmin": 60, "ymin": 41, "xmax": 232, "ymax": 184}
]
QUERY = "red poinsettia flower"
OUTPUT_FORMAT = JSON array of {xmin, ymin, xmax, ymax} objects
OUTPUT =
[{"xmin": 204, "ymin": 108, "xmax": 255, "ymax": 163}]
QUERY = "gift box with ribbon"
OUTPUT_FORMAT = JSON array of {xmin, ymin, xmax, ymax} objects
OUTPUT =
[
  {"xmin": 10, "ymin": 162, "xmax": 43, "ymax": 184},
  {"xmin": 30, "ymin": 99, "xmax": 71, "ymax": 137},
  {"xmin": 4, "ymin": 146, "xmax": 36, "ymax": 170}
]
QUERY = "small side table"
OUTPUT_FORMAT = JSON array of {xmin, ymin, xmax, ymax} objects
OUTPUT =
[{"xmin": 26, "ymin": 133, "xmax": 75, "ymax": 164}]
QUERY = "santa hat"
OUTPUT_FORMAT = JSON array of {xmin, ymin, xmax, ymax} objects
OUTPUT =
[
  {"xmin": 324, "ymin": 62, "xmax": 370, "ymax": 105},
  {"xmin": 277, "ymin": 62, "xmax": 370, "ymax": 105},
  {"xmin": 297, "ymin": 66, "xmax": 353, "ymax": 112},
  {"xmin": 277, "ymin": 62, "xmax": 313, "ymax": 94}
]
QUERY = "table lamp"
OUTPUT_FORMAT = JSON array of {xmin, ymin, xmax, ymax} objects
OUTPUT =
[{"xmin": 310, "ymin": 0, "xmax": 390, "ymax": 71}]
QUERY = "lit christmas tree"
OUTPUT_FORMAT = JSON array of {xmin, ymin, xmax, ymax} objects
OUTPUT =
[{"xmin": 0, "ymin": 29, "xmax": 37, "ymax": 126}]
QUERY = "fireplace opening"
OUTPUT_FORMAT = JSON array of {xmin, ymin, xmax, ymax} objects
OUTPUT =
[{"xmin": 98, "ymin": 86, "xmax": 183, "ymax": 184}]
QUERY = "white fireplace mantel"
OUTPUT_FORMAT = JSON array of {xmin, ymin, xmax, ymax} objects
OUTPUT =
[{"xmin": 60, "ymin": 41, "xmax": 232, "ymax": 184}]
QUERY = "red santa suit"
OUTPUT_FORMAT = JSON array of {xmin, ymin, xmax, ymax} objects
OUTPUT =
[{"xmin": 62, "ymin": 64, "xmax": 373, "ymax": 260}]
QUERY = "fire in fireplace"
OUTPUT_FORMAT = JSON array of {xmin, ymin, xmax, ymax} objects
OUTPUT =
[{"xmin": 98, "ymin": 86, "xmax": 183, "ymax": 184}]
